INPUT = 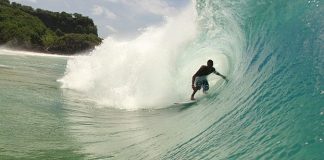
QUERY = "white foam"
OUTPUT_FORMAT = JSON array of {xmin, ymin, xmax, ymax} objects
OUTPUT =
[{"xmin": 0, "ymin": 64, "xmax": 12, "ymax": 69}]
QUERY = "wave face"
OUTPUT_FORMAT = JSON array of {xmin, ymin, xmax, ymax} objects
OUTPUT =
[{"xmin": 61, "ymin": 0, "xmax": 323, "ymax": 159}]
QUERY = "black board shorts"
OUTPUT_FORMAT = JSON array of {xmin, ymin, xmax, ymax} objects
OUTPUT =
[{"xmin": 195, "ymin": 77, "xmax": 209, "ymax": 91}]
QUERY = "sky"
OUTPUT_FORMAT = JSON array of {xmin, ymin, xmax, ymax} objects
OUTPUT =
[{"xmin": 11, "ymin": 0, "xmax": 190, "ymax": 38}]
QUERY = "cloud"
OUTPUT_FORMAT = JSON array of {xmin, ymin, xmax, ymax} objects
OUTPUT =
[
  {"xmin": 13, "ymin": 0, "xmax": 37, "ymax": 3},
  {"xmin": 104, "ymin": 0, "xmax": 118, "ymax": 3},
  {"xmin": 105, "ymin": 9, "xmax": 117, "ymax": 19},
  {"xmin": 92, "ymin": 5, "xmax": 117, "ymax": 19},
  {"xmin": 92, "ymin": 5, "xmax": 104, "ymax": 16},
  {"xmin": 133, "ymin": 0, "xmax": 176, "ymax": 16},
  {"xmin": 118, "ymin": 0, "xmax": 176, "ymax": 16},
  {"xmin": 11, "ymin": 0, "xmax": 189, "ymax": 38},
  {"xmin": 106, "ymin": 25, "xmax": 118, "ymax": 33}
]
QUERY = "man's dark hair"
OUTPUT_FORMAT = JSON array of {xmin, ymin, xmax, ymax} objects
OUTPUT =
[{"xmin": 207, "ymin": 59, "xmax": 213, "ymax": 64}]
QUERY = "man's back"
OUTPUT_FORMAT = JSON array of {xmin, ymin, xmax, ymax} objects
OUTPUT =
[{"xmin": 194, "ymin": 65, "xmax": 216, "ymax": 77}]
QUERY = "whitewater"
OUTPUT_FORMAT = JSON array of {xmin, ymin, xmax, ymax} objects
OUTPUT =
[
  {"xmin": 59, "ymin": 2, "xmax": 230, "ymax": 110},
  {"xmin": 0, "ymin": 0, "xmax": 323, "ymax": 159}
]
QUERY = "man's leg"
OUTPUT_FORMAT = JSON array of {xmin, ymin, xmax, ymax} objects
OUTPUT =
[
  {"xmin": 191, "ymin": 87, "xmax": 198, "ymax": 100},
  {"xmin": 202, "ymin": 80, "xmax": 209, "ymax": 94},
  {"xmin": 191, "ymin": 78, "xmax": 202, "ymax": 100}
]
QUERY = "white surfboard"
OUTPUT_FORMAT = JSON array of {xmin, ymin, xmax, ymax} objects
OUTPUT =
[{"xmin": 174, "ymin": 100, "xmax": 197, "ymax": 105}]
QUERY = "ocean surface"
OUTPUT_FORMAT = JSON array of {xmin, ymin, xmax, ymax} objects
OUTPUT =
[{"xmin": 0, "ymin": 0, "xmax": 323, "ymax": 159}]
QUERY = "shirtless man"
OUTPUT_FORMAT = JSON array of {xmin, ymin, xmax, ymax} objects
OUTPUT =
[{"xmin": 191, "ymin": 59, "xmax": 228, "ymax": 100}]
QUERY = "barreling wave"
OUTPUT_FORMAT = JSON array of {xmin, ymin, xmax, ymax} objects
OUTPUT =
[
  {"xmin": 161, "ymin": 0, "xmax": 323, "ymax": 159},
  {"xmin": 60, "ymin": 0, "xmax": 323, "ymax": 159}
]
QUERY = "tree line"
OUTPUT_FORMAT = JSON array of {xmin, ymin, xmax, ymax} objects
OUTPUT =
[{"xmin": 0, "ymin": 0, "xmax": 102, "ymax": 54}]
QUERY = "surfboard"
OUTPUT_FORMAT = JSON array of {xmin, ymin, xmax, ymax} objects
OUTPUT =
[{"xmin": 174, "ymin": 100, "xmax": 197, "ymax": 105}]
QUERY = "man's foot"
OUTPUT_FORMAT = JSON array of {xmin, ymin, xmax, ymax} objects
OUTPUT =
[{"xmin": 191, "ymin": 96, "xmax": 195, "ymax": 100}]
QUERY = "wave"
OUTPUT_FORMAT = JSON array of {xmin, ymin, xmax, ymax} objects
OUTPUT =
[{"xmin": 60, "ymin": 0, "xmax": 323, "ymax": 159}]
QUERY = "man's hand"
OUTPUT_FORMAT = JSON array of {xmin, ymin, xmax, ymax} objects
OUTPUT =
[
  {"xmin": 223, "ymin": 76, "xmax": 229, "ymax": 82},
  {"xmin": 215, "ymin": 71, "xmax": 228, "ymax": 82}
]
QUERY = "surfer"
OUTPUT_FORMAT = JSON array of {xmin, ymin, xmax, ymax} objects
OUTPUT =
[{"xmin": 191, "ymin": 59, "xmax": 227, "ymax": 100}]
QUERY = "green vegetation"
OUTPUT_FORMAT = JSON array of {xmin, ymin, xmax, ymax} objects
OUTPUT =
[
  {"xmin": 0, "ymin": 0, "xmax": 102, "ymax": 54},
  {"xmin": 48, "ymin": 33, "xmax": 102, "ymax": 55}
]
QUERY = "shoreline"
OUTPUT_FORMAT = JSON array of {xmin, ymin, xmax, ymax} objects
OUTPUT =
[{"xmin": 0, "ymin": 48, "xmax": 79, "ymax": 58}]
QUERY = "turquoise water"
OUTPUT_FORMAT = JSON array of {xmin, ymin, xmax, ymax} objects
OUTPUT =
[{"xmin": 1, "ymin": 0, "xmax": 323, "ymax": 159}]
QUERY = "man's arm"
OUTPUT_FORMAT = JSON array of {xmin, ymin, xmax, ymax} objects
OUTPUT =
[
  {"xmin": 192, "ymin": 74, "xmax": 197, "ymax": 89},
  {"xmin": 214, "ymin": 71, "xmax": 228, "ymax": 81}
]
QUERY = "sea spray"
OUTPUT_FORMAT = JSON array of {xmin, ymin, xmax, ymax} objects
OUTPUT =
[{"xmin": 60, "ymin": 3, "xmax": 203, "ymax": 109}]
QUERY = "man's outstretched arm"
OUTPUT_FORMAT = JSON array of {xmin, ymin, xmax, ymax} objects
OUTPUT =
[{"xmin": 214, "ymin": 71, "xmax": 228, "ymax": 81}]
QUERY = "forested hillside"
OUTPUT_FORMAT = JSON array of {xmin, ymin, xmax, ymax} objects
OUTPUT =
[{"xmin": 0, "ymin": 0, "xmax": 102, "ymax": 54}]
